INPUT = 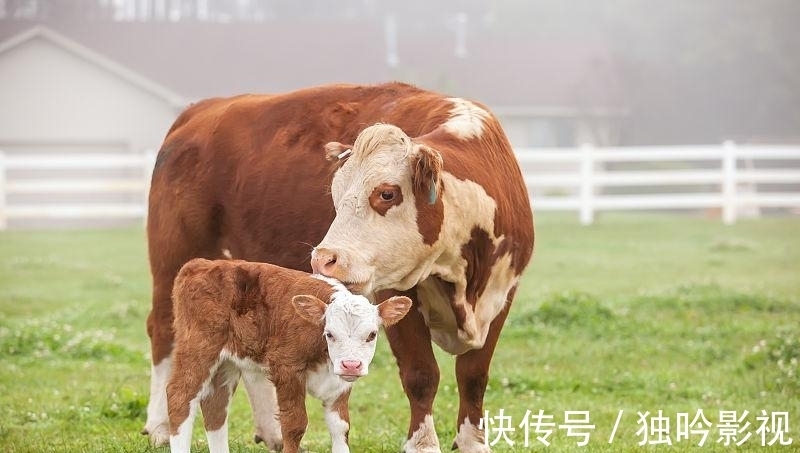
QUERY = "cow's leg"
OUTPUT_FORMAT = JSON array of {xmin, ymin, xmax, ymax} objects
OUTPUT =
[
  {"xmin": 143, "ymin": 279, "xmax": 176, "ymax": 446},
  {"xmin": 452, "ymin": 298, "xmax": 511, "ymax": 453},
  {"xmin": 323, "ymin": 389, "xmax": 351, "ymax": 453},
  {"xmin": 242, "ymin": 369, "xmax": 283, "ymax": 449},
  {"xmin": 274, "ymin": 375, "xmax": 309, "ymax": 453},
  {"xmin": 202, "ymin": 361, "xmax": 239, "ymax": 453},
  {"xmin": 385, "ymin": 290, "xmax": 442, "ymax": 453}
]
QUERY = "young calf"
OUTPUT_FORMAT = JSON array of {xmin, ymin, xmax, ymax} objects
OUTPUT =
[{"xmin": 166, "ymin": 258, "xmax": 411, "ymax": 453}]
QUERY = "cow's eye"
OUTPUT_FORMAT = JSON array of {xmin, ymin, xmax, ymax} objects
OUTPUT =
[
  {"xmin": 325, "ymin": 331, "xmax": 335, "ymax": 341},
  {"xmin": 366, "ymin": 331, "xmax": 377, "ymax": 342},
  {"xmin": 369, "ymin": 184, "xmax": 403, "ymax": 215}
]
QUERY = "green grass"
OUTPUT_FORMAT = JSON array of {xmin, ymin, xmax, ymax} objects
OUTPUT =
[{"xmin": 0, "ymin": 213, "xmax": 798, "ymax": 452}]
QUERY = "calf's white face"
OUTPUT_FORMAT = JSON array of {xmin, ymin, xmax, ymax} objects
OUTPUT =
[
  {"xmin": 292, "ymin": 291, "xmax": 411, "ymax": 382},
  {"xmin": 311, "ymin": 124, "xmax": 443, "ymax": 294}
]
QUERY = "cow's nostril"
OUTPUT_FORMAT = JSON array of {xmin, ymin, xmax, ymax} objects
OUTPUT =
[
  {"xmin": 341, "ymin": 360, "xmax": 363, "ymax": 371},
  {"xmin": 311, "ymin": 248, "xmax": 340, "ymax": 276}
]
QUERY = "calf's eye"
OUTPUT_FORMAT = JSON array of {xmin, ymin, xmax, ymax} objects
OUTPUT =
[
  {"xmin": 366, "ymin": 331, "xmax": 377, "ymax": 342},
  {"xmin": 380, "ymin": 191, "xmax": 394, "ymax": 201},
  {"xmin": 325, "ymin": 331, "xmax": 335, "ymax": 341}
]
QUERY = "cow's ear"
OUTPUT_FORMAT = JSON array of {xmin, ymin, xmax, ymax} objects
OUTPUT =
[
  {"xmin": 292, "ymin": 295, "xmax": 327, "ymax": 325},
  {"xmin": 411, "ymin": 143, "xmax": 443, "ymax": 204},
  {"xmin": 377, "ymin": 296, "xmax": 412, "ymax": 327},
  {"xmin": 324, "ymin": 142, "xmax": 354, "ymax": 162}
]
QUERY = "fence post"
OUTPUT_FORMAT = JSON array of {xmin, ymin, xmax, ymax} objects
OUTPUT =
[
  {"xmin": 579, "ymin": 143, "xmax": 595, "ymax": 225},
  {"xmin": 142, "ymin": 149, "xmax": 157, "ymax": 224},
  {"xmin": 721, "ymin": 140, "xmax": 737, "ymax": 225},
  {"xmin": 0, "ymin": 151, "xmax": 6, "ymax": 230}
]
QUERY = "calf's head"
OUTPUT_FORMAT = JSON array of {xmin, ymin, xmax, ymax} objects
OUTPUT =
[
  {"xmin": 292, "ymin": 290, "xmax": 411, "ymax": 382},
  {"xmin": 311, "ymin": 123, "xmax": 443, "ymax": 294}
]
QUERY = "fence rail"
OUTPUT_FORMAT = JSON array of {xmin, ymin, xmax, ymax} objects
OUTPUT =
[
  {"xmin": 517, "ymin": 142, "xmax": 800, "ymax": 224},
  {"xmin": 0, "ymin": 150, "xmax": 156, "ymax": 229},
  {"xmin": 0, "ymin": 144, "xmax": 799, "ymax": 228}
]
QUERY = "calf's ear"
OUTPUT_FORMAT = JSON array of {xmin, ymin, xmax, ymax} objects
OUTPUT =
[
  {"xmin": 324, "ymin": 142, "xmax": 354, "ymax": 162},
  {"xmin": 292, "ymin": 295, "xmax": 327, "ymax": 325},
  {"xmin": 377, "ymin": 296, "xmax": 413, "ymax": 327},
  {"xmin": 411, "ymin": 143, "xmax": 443, "ymax": 204}
]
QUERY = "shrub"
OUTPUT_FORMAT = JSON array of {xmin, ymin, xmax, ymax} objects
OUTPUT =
[
  {"xmin": 745, "ymin": 327, "xmax": 800, "ymax": 394},
  {"xmin": 532, "ymin": 291, "xmax": 614, "ymax": 328},
  {"xmin": 0, "ymin": 317, "xmax": 137, "ymax": 361}
]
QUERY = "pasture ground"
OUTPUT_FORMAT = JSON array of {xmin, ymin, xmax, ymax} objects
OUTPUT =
[{"xmin": 0, "ymin": 213, "xmax": 798, "ymax": 452}]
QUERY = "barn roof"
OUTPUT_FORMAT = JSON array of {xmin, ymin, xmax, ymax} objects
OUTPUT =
[{"xmin": 0, "ymin": 19, "xmax": 626, "ymax": 115}]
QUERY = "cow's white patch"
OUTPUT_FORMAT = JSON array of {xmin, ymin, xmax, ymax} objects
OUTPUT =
[
  {"xmin": 241, "ymin": 367, "xmax": 282, "ymax": 450},
  {"xmin": 443, "ymin": 97, "xmax": 489, "ymax": 140},
  {"xmin": 454, "ymin": 417, "xmax": 489, "ymax": 453},
  {"xmin": 311, "ymin": 274, "xmax": 350, "ymax": 296},
  {"xmin": 416, "ymin": 277, "xmax": 464, "ymax": 355},
  {"xmin": 315, "ymin": 289, "xmax": 383, "ymax": 377},
  {"xmin": 306, "ymin": 361, "xmax": 353, "ymax": 402},
  {"xmin": 416, "ymin": 173, "xmax": 508, "ymax": 354},
  {"xmin": 169, "ymin": 403, "xmax": 198, "ymax": 453},
  {"xmin": 403, "ymin": 414, "xmax": 441, "ymax": 453},
  {"xmin": 317, "ymin": 123, "xmax": 508, "ymax": 354},
  {"xmin": 206, "ymin": 424, "xmax": 231, "ymax": 453},
  {"xmin": 473, "ymin": 252, "xmax": 518, "ymax": 344},
  {"xmin": 144, "ymin": 357, "xmax": 172, "ymax": 446},
  {"xmin": 221, "ymin": 248, "xmax": 233, "ymax": 259},
  {"xmin": 324, "ymin": 405, "xmax": 351, "ymax": 453}
]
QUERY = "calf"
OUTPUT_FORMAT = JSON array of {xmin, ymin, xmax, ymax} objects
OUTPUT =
[{"xmin": 166, "ymin": 258, "xmax": 411, "ymax": 453}]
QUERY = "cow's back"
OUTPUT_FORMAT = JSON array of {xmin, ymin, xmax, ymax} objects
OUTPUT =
[{"xmin": 147, "ymin": 83, "xmax": 463, "ymax": 275}]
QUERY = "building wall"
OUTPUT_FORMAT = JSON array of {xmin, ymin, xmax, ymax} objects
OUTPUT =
[
  {"xmin": 0, "ymin": 36, "xmax": 181, "ymax": 154},
  {"xmin": 0, "ymin": 35, "xmax": 184, "ymax": 228},
  {"xmin": 499, "ymin": 115, "xmax": 619, "ymax": 148}
]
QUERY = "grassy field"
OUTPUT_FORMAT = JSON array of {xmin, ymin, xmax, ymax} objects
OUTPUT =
[{"xmin": 0, "ymin": 213, "xmax": 798, "ymax": 452}]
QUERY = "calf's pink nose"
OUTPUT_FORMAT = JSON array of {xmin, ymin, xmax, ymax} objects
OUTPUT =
[
  {"xmin": 341, "ymin": 360, "xmax": 363, "ymax": 372},
  {"xmin": 311, "ymin": 248, "xmax": 339, "ymax": 277}
]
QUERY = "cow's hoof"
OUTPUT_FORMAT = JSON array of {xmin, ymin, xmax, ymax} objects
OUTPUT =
[
  {"xmin": 402, "ymin": 441, "xmax": 442, "ymax": 453},
  {"xmin": 254, "ymin": 433, "xmax": 283, "ymax": 451},
  {"xmin": 452, "ymin": 442, "xmax": 490, "ymax": 453},
  {"xmin": 141, "ymin": 423, "xmax": 170, "ymax": 447}
]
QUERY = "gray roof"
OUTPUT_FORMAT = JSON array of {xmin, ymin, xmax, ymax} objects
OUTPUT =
[{"xmin": 0, "ymin": 19, "xmax": 626, "ymax": 114}]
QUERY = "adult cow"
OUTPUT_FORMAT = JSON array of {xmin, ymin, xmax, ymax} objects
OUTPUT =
[{"xmin": 144, "ymin": 82, "xmax": 534, "ymax": 453}]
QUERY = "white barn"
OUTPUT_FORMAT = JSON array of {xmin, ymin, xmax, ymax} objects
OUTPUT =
[{"xmin": 0, "ymin": 26, "xmax": 186, "ymax": 228}]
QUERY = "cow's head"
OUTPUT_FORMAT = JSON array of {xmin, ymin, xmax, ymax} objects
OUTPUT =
[
  {"xmin": 292, "ymin": 290, "xmax": 411, "ymax": 381},
  {"xmin": 311, "ymin": 124, "xmax": 443, "ymax": 294}
]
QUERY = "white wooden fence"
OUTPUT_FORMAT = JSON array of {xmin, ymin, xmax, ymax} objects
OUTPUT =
[
  {"xmin": 0, "ymin": 150, "xmax": 156, "ymax": 229},
  {"xmin": 517, "ymin": 142, "xmax": 800, "ymax": 224},
  {"xmin": 0, "ymin": 144, "xmax": 799, "ymax": 228}
]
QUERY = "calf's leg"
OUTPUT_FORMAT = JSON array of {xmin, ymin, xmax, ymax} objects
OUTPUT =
[
  {"xmin": 167, "ymin": 346, "xmax": 221, "ymax": 453},
  {"xmin": 324, "ymin": 389, "xmax": 351, "ymax": 453},
  {"xmin": 274, "ymin": 375, "xmax": 309, "ymax": 453},
  {"xmin": 202, "ymin": 361, "xmax": 240, "ymax": 453}
]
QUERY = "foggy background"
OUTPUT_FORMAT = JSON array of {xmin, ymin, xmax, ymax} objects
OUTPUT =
[{"xmin": 2, "ymin": 0, "xmax": 798, "ymax": 148}]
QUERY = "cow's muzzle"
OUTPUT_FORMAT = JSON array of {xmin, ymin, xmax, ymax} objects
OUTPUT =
[{"xmin": 310, "ymin": 247, "xmax": 339, "ymax": 276}]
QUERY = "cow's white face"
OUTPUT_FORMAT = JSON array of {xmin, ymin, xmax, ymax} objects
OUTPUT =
[
  {"xmin": 293, "ymin": 288, "xmax": 411, "ymax": 381},
  {"xmin": 311, "ymin": 124, "xmax": 443, "ymax": 294}
]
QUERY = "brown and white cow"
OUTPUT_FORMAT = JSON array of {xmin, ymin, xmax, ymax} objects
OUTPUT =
[
  {"xmin": 144, "ymin": 82, "xmax": 534, "ymax": 453},
  {"xmin": 167, "ymin": 258, "xmax": 411, "ymax": 453}
]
